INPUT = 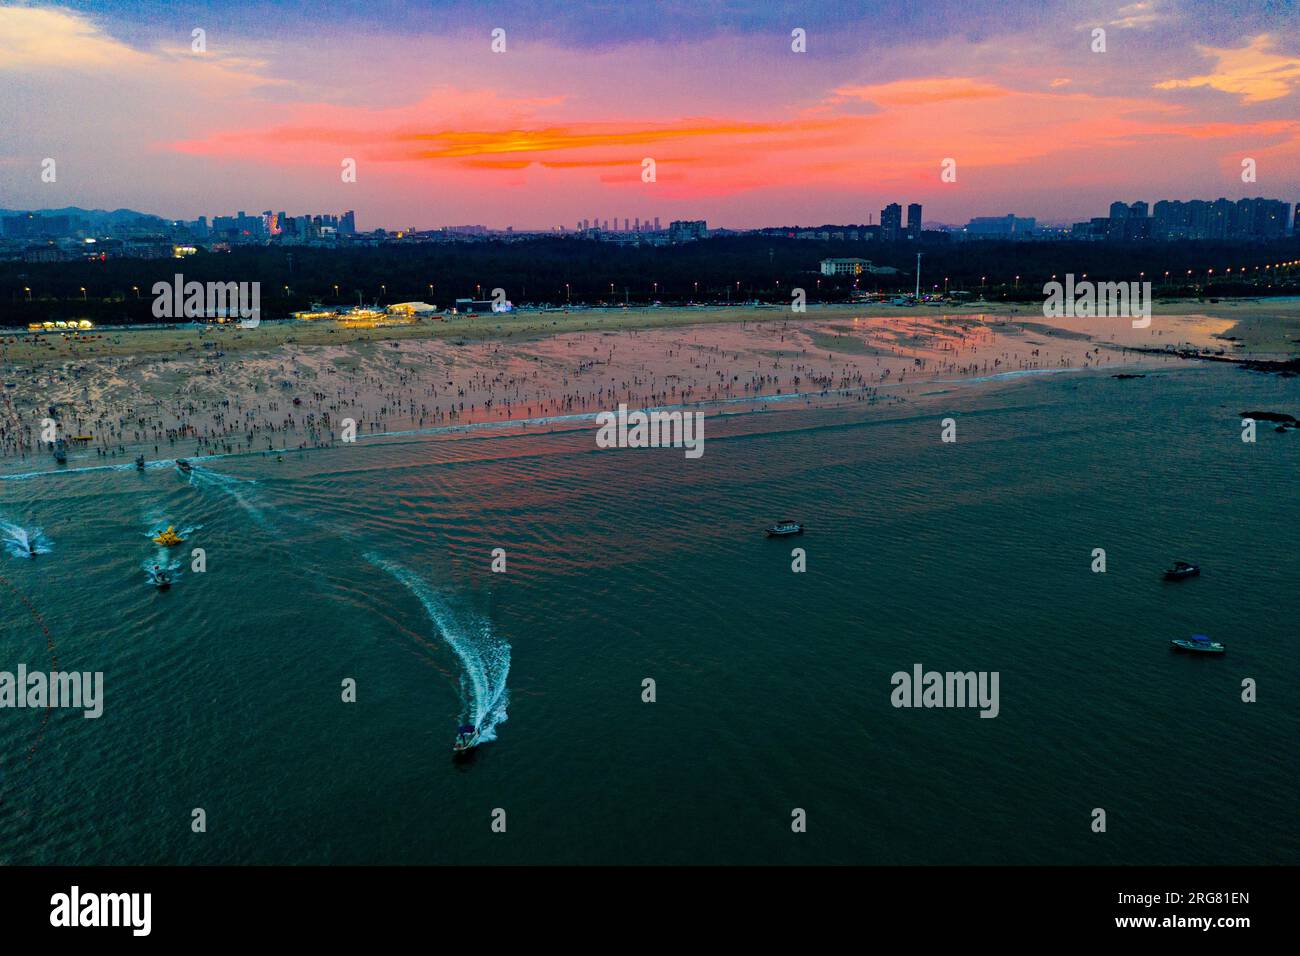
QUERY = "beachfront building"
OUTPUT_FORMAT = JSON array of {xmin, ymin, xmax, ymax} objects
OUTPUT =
[
  {"xmin": 386, "ymin": 301, "xmax": 439, "ymax": 318},
  {"xmin": 820, "ymin": 257, "xmax": 874, "ymax": 276},
  {"xmin": 291, "ymin": 304, "xmax": 339, "ymax": 320},
  {"xmin": 453, "ymin": 298, "xmax": 513, "ymax": 314}
]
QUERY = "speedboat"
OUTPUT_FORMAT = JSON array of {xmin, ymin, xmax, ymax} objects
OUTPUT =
[
  {"xmin": 152, "ymin": 525, "xmax": 185, "ymax": 546},
  {"xmin": 175, "ymin": 459, "xmax": 192, "ymax": 474},
  {"xmin": 452, "ymin": 723, "xmax": 481, "ymax": 754},
  {"xmin": 135, "ymin": 454, "xmax": 146, "ymax": 471},
  {"xmin": 765, "ymin": 520, "xmax": 804, "ymax": 537},
  {"xmin": 1163, "ymin": 560, "xmax": 1200, "ymax": 581},
  {"xmin": 1171, "ymin": 634, "xmax": 1224, "ymax": 654}
]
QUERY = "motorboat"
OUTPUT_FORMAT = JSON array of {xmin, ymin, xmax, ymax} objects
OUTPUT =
[
  {"xmin": 1171, "ymin": 634, "xmax": 1224, "ymax": 654},
  {"xmin": 1163, "ymin": 560, "xmax": 1200, "ymax": 581},
  {"xmin": 152, "ymin": 525, "xmax": 185, "ymax": 547},
  {"xmin": 765, "ymin": 520, "xmax": 804, "ymax": 537},
  {"xmin": 453, "ymin": 723, "xmax": 481, "ymax": 754}
]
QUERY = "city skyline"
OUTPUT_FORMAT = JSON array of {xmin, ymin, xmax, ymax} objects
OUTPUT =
[
  {"xmin": 1, "ymin": 2, "xmax": 1299, "ymax": 229},
  {"xmin": 3, "ymin": 192, "xmax": 1296, "ymax": 241}
]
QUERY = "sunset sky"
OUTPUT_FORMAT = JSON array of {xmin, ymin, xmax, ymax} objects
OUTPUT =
[{"xmin": 1, "ymin": 0, "xmax": 1297, "ymax": 229}]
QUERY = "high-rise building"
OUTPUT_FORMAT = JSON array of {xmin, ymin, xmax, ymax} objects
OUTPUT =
[
  {"xmin": 667, "ymin": 220, "xmax": 707, "ymax": 243},
  {"xmin": 654, "ymin": 217, "xmax": 661, "ymax": 231},
  {"xmin": 340, "ymin": 210, "xmax": 356, "ymax": 235},
  {"xmin": 1117, "ymin": 197, "xmax": 1291, "ymax": 240},
  {"xmin": 1294, "ymin": 204, "xmax": 1300, "ymax": 236},
  {"xmin": 906, "ymin": 203, "xmax": 922, "ymax": 240},
  {"xmin": 1106, "ymin": 202, "xmax": 1129, "ymax": 241},
  {"xmin": 881, "ymin": 203, "xmax": 902, "ymax": 241}
]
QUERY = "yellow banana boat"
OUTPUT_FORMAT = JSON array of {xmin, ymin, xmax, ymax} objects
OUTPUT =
[{"xmin": 152, "ymin": 525, "xmax": 185, "ymax": 546}]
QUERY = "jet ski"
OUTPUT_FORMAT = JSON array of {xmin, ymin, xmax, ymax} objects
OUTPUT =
[
  {"xmin": 152, "ymin": 570, "xmax": 171, "ymax": 591},
  {"xmin": 135, "ymin": 454, "xmax": 146, "ymax": 471},
  {"xmin": 453, "ymin": 723, "xmax": 481, "ymax": 754},
  {"xmin": 152, "ymin": 525, "xmax": 185, "ymax": 546},
  {"xmin": 175, "ymin": 459, "xmax": 193, "ymax": 474}
]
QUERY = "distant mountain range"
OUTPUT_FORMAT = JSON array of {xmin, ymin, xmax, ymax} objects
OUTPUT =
[{"xmin": 0, "ymin": 207, "xmax": 170, "ymax": 227}]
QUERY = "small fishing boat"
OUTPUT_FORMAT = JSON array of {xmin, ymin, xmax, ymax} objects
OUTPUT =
[
  {"xmin": 152, "ymin": 525, "xmax": 185, "ymax": 546},
  {"xmin": 1163, "ymin": 560, "xmax": 1200, "ymax": 581},
  {"xmin": 135, "ymin": 454, "xmax": 146, "ymax": 471},
  {"xmin": 1171, "ymin": 634, "xmax": 1224, "ymax": 654},
  {"xmin": 765, "ymin": 520, "xmax": 804, "ymax": 537},
  {"xmin": 452, "ymin": 723, "xmax": 481, "ymax": 754},
  {"xmin": 175, "ymin": 459, "xmax": 192, "ymax": 474}
]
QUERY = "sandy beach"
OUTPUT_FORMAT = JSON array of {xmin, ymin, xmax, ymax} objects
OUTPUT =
[{"xmin": 3, "ymin": 300, "xmax": 1298, "ymax": 470}]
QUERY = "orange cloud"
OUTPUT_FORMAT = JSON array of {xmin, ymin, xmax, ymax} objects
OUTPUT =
[
  {"xmin": 161, "ymin": 74, "xmax": 1300, "ymax": 205},
  {"xmin": 396, "ymin": 122, "xmax": 797, "ymax": 159},
  {"xmin": 1155, "ymin": 34, "xmax": 1300, "ymax": 103}
]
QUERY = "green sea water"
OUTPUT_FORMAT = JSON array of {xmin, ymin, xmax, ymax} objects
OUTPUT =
[{"xmin": 1, "ymin": 363, "xmax": 1296, "ymax": 864}]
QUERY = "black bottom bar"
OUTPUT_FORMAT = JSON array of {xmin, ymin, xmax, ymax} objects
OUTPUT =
[{"xmin": 0, "ymin": 865, "xmax": 1281, "ymax": 940}]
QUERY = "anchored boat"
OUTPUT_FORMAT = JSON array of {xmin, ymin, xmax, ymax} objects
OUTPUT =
[
  {"xmin": 1171, "ymin": 634, "xmax": 1224, "ymax": 654},
  {"xmin": 1163, "ymin": 560, "xmax": 1200, "ymax": 581},
  {"xmin": 765, "ymin": 520, "xmax": 804, "ymax": 537}
]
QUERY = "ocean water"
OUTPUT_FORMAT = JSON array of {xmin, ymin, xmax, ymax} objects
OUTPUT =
[{"xmin": 1, "ymin": 363, "xmax": 1296, "ymax": 864}]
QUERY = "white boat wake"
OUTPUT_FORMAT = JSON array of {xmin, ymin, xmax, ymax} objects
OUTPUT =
[
  {"xmin": 0, "ymin": 519, "xmax": 52, "ymax": 559},
  {"xmin": 364, "ymin": 553, "xmax": 510, "ymax": 746}
]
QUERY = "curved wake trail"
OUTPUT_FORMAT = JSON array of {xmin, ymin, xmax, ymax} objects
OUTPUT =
[
  {"xmin": 185, "ymin": 467, "xmax": 511, "ymax": 745},
  {"xmin": 364, "ymin": 553, "xmax": 510, "ymax": 745},
  {"xmin": 187, "ymin": 468, "xmax": 270, "ymax": 529}
]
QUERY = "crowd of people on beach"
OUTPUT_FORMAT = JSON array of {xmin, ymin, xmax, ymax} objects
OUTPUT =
[{"xmin": 0, "ymin": 315, "xmax": 1145, "ymax": 467}]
